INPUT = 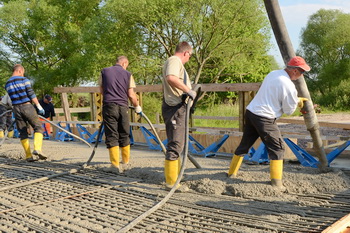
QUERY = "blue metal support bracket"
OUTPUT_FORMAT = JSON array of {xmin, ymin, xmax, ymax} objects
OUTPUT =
[
  {"xmin": 76, "ymin": 124, "xmax": 104, "ymax": 143},
  {"xmin": 42, "ymin": 123, "xmax": 50, "ymax": 140},
  {"xmin": 54, "ymin": 123, "xmax": 74, "ymax": 142},
  {"xmin": 243, "ymin": 142, "xmax": 269, "ymax": 164},
  {"xmin": 140, "ymin": 126, "xmax": 167, "ymax": 151},
  {"xmin": 326, "ymin": 141, "xmax": 350, "ymax": 164},
  {"xmin": 129, "ymin": 126, "xmax": 134, "ymax": 146},
  {"xmin": 188, "ymin": 134, "xmax": 229, "ymax": 157},
  {"xmin": 241, "ymin": 138, "xmax": 350, "ymax": 168},
  {"xmin": 283, "ymin": 138, "xmax": 319, "ymax": 168}
]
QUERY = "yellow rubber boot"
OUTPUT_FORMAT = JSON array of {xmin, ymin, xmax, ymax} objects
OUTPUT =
[
  {"xmin": 21, "ymin": 139, "xmax": 34, "ymax": 162},
  {"xmin": 270, "ymin": 160, "xmax": 285, "ymax": 189},
  {"xmin": 33, "ymin": 132, "xmax": 47, "ymax": 160},
  {"xmin": 177, "ymin": 159, "xmax": 181, "ymax": 175},
  {"xmin": 7, "ymin": 131, "xmax": 14, "ymax": 138},
  {"xmin": 109, "ymin": 146, "xmax": 120, "ymax": 168},
  {"xmin": 228, "ymin": 155, "xmax": 243, "ymax": 178},
  {"xmin": 164, "ymin": 160, "xmax": 178, "ymax": 188},
  {"xmin": 121, "ymin": 145, "xmax": 130, "ymax": 164},
  {"xmin": 0, "ymin": 131, "xmax": 4, "ymax": 138}
]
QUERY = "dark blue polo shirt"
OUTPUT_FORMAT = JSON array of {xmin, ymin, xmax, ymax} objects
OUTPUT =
[{"xmin": 101, "ymin": 64, "xmax": 132, "ymax": 107}]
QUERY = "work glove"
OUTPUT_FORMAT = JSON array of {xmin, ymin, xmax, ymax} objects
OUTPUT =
[
  {"xmin": 36, "ymin": 104, "xmax": 45, "ymax": 116},
  {"xmin": 135, "ymin": 105, "xmax": 142, "ymax": 115},
  {"xmin": 187, "ymin": 90, "xmax": 197, "ymax": 100},
  {"xmin": 298, "ymin": 97, "xmax": 308, "ymax": 108}
]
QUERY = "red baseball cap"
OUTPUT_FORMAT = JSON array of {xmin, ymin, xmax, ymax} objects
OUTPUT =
[{"xmin": 287, "ymin": 56, "xmax": 311, "ymax": 72}]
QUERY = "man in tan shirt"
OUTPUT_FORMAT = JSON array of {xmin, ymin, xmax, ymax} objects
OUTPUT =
[{"xmin": 162, "ymin": 41, "xmax": 196, "ymax": 190}]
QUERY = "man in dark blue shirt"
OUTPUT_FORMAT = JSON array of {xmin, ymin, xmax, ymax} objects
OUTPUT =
[
  {"xmin": 5, "ymin": 64, "xmax": 47, "ymax": 162},
  {"xmin": 100, "ymin": 56, "xmax": 142, "ymax": 172}
]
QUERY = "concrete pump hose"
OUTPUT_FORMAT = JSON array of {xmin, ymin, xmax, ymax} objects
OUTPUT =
[
  {"xmin": 118, "ymin": 87, "xmax": 199, "ymax": 233},
  {"xmin": 82, "ymin": 122, "xmax": 104, "ymax": 168}
]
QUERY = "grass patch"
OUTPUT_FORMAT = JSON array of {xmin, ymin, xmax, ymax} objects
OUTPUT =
[{"xmin": 193, "ymin": 103, "xmax": 239, "ymax": 128}]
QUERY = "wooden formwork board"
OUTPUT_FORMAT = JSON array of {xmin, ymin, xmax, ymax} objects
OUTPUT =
[
  {"xmin": 278, "ymin": 118, "xmax": 350, "ymax": 130},
  {"xmin": 322, "ymin": 213, "xmax": 350, "ymax": 233}
]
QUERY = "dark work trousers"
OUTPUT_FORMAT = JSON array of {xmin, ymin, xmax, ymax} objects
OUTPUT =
[
  {"xmin": 0, "ymin": 105, "xmax": 13, "ymax": 131},
  {"xmin": 103, "ymin": 103, "xmax": 130, "ymax": 148},
  {"xmin": 162, "ymin": 100, "xmax": 186, "ymax": 161},
  {"xmin": 235, "ymin": 110, "xmax": 285, "ymax": 160},
  {"xmin": 13, "ymin": 103, "xmax": 43, "ymax": 140}
]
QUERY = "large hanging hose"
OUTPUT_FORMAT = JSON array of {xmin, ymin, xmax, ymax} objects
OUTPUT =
[{"xmin": 117, "ymin": 87, "xmax": 199, "ymax": 233}]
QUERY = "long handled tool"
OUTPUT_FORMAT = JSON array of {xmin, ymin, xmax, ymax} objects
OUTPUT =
[{"xmin": 82, "ymin": 122, "xmax": 104, "ymax": 167}]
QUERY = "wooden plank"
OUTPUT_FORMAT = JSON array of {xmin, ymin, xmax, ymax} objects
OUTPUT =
[
  {"xmin": 54, "ymin": 86, "xmax": 100, "ymax": 93},
  {"xmin": 60, "ymin": 93, "xmax": 71, "ymax": 122},
  {"xmin": 135, "ymin": 83, "xmax": 261, "ymax": 92},
  {"xmin": 239, "ymin": 91, "xmax": 244, "ymax": 132},
  {"xmin": 317, "ymin": 121, "xmax": 350, "ymax": 130},
  {"xmin": 55, "ymin": 107, "xmax": 91, "ymax": 114},
  {"xmin": 278, "ymin": 118, "xmax": 350, "ymax": 130},
  {"xmin": 54, "ymin": 83, "xmax": 261, "ymax": 94},
  {"xmin": 52, "ymin": 121, "xmax": 101, "ymax": 125},
  {"xmin": 322, "ymin": 213, "xmax": 350, "ymax": 233},
  {"xmin": 196, "ymin": 83, "xmax": 261, "ymax": 92},
  {"xmin": 281, "ymin": 134, "xmax": 350, "ymax": 141}
]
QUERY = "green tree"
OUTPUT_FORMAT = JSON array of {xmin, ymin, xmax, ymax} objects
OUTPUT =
[
  {"xmin": 1, "ymin": 0, "xmax": 273, "ymax": 104},
  {"xmin": 0, "ymin": 0, "xmax": 100, "ymax": 94},
  {"xmin": 298, "ymin": 9, "xmax": 350, "ymax": 109},
  {"xmin": 0, "ymin": 0, "xmax": 142, "ymax": 96},
  {"xmin": 108, "ymin": 0, "xmax": 273, "ymax": 104},
  {"xmin": 113, "ymin": 0, "xmax": 272, "ymax": 86}
]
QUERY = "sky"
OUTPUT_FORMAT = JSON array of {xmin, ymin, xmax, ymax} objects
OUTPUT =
[{"xmin": 268, "ymin": 0, "xmax": 350, "ymax": 66}]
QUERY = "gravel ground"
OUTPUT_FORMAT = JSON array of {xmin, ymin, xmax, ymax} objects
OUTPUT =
[
  {"xmin": 0, "ymin": 113, "xmax": 349, "ymax": 232},
  {"xmin": 1, "ymin": 112, "xmax": 349, "ymax": 201}
]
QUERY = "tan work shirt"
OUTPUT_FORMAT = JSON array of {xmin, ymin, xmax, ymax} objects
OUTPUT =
[{"xmin": 162, "ymin": 56, "xmax": 191, "ymax": 106}]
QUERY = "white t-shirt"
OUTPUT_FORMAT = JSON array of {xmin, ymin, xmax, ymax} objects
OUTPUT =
[{"xmin": 247, "ymin": 69, "xmax": 298, "ymax": 119}]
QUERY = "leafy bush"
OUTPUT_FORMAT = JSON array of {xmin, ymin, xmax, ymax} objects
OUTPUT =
[
  {"xmin": 313, "ymin": 79, "xmax": 350, "ymax": 110},
  {"xmin": 141, "ymin": 93, "xmax": 163, "ymax": 122}
]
